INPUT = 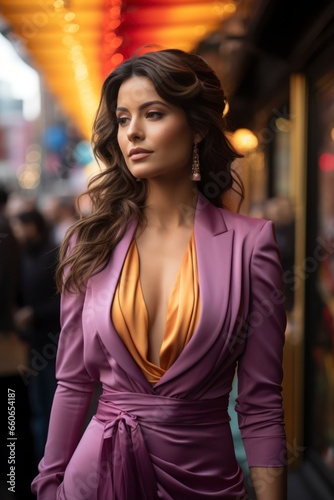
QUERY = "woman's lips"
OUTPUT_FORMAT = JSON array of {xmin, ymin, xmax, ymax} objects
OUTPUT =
[
  {"xmin": 129, "ymin": 152, "xmax": 153, "ymax": 161},
  {"xmin": 128, "ymin": 148, "xmax": 153, "ymax": 161}
]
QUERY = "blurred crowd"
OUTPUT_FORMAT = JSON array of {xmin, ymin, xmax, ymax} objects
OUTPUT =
[{"xmin": 0, "ymin": 184, "xmax": 78, "ymax": 499}]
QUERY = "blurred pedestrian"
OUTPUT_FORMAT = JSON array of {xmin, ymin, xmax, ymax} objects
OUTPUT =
[
  {"xmin": 0, "ymin": 185, "xmax": 36, "ymax": 500},
  {"xmin": 11, "ymin": 209, "xmax": 60, "ymax": 463},
  {"xmin": 5, "ymin": 191, "xmax": 36, "ymax": 218},
  {"xmin": 42, "ymin": 194, "xmax": 78, "ymax": 244}
]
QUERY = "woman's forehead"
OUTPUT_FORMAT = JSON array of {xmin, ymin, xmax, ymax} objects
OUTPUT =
[
  {"xmin": 116, "ymin": 76, "xmax": 177, "ymax": 114},
  {"xmin": 117, "ymin": 76, "xmax": 159, "ymax": 104}
]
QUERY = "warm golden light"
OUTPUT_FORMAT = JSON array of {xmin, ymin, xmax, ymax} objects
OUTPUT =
[
  {"xmin": 232, "ymin": 128, "xmax": 258, "ymax": 151},
  {"xmin": 331, "ymin": 127, "xmax": 334, "ymax": 142},
  {"xmin": 20, "ymin": 173, "xmax": 40, "ymax": 190},
  {"xmin": 224, "ymin": 3, "xmax": 236, "ymax": 14},
  {"xmin": 223, "ymin": 101, "xmax": 229, "ymax": 117},
  {"xmin": 63, "ymin": 23, "xmax": 80, "ymax": 33},
  {"xmin": 1, "ymin": 0, "xmax": 242, "ymax": 139},
  {"xmin": 17, "ymin": 167, "xmax": 41, "ymax": 190},
  {"xmin": 275, "ymin": 117, "xmax": 292, "ymax": 132},
  {"xmin": 64, "ymin": 12, "xmax": 76, "ymax": 22},
  {"xmin": 54, "ymin": 0, "xmax": 64, "ymax": 10}
]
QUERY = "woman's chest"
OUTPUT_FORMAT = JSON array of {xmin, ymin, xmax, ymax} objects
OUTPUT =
[{"xmin": 134, "ymin": 228, "xmax": 194, "ymax": 364}]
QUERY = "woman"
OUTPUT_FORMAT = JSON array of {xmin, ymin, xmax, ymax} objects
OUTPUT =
[{"xmin": 32, "ymin": 49, "xmax": 287, "ymax": 499}]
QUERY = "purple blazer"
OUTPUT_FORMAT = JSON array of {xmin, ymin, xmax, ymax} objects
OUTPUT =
[{"xmin": 32, "ymin": 193, "xmax": 287, "ymax": 499}]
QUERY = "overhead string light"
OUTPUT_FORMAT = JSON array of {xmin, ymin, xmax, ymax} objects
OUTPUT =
[
  {"xmin": 53, "ymin": 0, "xmax": 101, "ymax": 137},
  {"xmin": 102, "ymin": 0, "xmax": 124, "ymax": 77}
]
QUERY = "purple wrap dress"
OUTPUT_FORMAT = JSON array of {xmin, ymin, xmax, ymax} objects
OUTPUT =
[{"xmin": 31, "ymin": 193, "xmax": 287, "ymax": 499}]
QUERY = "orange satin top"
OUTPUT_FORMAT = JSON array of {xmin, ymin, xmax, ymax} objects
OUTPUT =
[{"xmin": 111, "ymin": 232, "xmax": 200, "ymax": 384}]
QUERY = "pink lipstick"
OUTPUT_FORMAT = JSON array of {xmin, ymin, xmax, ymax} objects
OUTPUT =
[{"xmin": 128, "ymin": 148, "xmax": 153, "ymax": 160}]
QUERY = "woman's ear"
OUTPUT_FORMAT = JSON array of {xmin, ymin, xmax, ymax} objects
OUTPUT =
[{"xmin": 194, "ymin": 131, "xmax": 206, "ymax": 143}]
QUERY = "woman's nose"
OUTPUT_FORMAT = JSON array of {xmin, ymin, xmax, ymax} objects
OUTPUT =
[{"xmin": 127, "ymin": 118, "xmax": 144, "ymax": 142}]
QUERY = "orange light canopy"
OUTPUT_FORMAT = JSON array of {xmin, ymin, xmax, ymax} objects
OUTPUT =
[{"xmin": 1, "ymin": 0, "xmax": 237, "ymax": 137}]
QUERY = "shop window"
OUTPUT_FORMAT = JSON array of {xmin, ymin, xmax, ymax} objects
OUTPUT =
[{"xmin": 312, "ymin": 69, "xmax": 334, "ymax": 477}]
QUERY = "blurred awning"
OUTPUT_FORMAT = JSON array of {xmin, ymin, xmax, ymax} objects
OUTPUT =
[{"xmin": 0, "ymin": 0, "xmax": 237, "ymax": 138}]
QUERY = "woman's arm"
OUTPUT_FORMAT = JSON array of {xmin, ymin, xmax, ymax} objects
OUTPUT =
[
  {"xmin": 250, "ymin": 466, "xmax": 287, "ymax": 500},
  {"xmin": 31, "ymin": 286, "xmax": 95, "ymax": 499},
  {"xmin": 236, "ymin": 220, "xmax": 287, "ymax": 499}
]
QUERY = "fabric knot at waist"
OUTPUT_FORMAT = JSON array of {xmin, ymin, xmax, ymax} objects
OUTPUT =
[
  {"xmin": 103, "ymin": 409, "xmax": 138, "ymax": 438},
  {"xmin": 95, "ymin": 391, "xmax": 230, "ymax": 499}
]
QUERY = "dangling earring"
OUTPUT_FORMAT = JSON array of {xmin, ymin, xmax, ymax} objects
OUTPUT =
[{"xmin": 190, "ymin": 142, "xmax": 201, "ymax": 181}]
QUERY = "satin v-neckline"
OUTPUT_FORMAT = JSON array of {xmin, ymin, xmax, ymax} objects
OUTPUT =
[{"xmin": 133, "ymin": 231, "xmax": 194, "ymax": 363}]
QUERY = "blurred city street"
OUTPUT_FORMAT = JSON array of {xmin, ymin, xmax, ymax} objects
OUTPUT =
[{"xmin": 0, "ymin": 1, "xmax": 334, "ymax": 498}]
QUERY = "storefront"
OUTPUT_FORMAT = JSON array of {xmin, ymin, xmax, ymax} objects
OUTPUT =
[
  {"xmin": 225, "ymin": 1, "xmax": 334, "ymax": 495},
  {"xmin": 303, "ymin": 35, "xmax": 334, "ymax": 490}
]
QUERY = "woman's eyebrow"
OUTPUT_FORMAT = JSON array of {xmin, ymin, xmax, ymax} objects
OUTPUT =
[{"xmin": 116, "ymin": 100, "xmax": 171, "ymax": 112}]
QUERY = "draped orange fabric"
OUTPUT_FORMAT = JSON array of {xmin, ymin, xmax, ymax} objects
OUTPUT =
[{"xmin": 111, "ymin": 232, "xmax": 200, "ymax": 384}]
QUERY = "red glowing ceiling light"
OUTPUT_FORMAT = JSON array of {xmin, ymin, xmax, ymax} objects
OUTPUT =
[{"xmin": 319, "ymin": 153, "xmax": 334, "ymax": 171}]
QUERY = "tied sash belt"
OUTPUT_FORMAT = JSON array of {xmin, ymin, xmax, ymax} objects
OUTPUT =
[{"xmin": 95, "ymin": 392, "xmax": 230, "ymax": 500}]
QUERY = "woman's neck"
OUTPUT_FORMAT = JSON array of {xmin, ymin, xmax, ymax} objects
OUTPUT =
[{"xmin": 143, "ymin": 180, "xmax": 199, "ymax": 231}]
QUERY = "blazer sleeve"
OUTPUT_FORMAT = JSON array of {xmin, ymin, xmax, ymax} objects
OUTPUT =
[
  {"xmin": 31, "ymin": 286, "xmax": 95, "ymax": 499},
  {"xmin": 236, "ymin": 220, "xmax": 287, "ymax": 467}
]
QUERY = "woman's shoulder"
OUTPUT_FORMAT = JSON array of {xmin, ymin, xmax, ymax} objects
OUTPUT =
[
  {"xmin": 217, "ymin": 208, "xmax": 280, "ymax": 263},
  {"xmin": 210, "ymin": 205, "xmax": 279, "ymax": 254},
  {"xmin": 219, "ymin": 206, "xmax": 271, "ymax": 234},
  {"xmin": 199, "ymin": 194, "xmax": 270, "ymax": 234}
]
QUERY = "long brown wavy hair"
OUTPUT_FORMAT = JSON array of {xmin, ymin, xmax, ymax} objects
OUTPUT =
[{"xmin": 56, "ymin": 48, "xmax": 243, "ymax": 293}]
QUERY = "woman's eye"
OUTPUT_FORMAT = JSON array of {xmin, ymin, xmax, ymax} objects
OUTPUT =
[
  {"xmin": 116, "ymin": 116, "xmax": 129, "ymax": 126},
  {"xmin": 146, "ymin": 111, "xmax": 164, "ymax": 119}
]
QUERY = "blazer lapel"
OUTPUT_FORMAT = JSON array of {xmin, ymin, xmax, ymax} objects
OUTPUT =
[
  {"xmin": 90, "ymin": 218, "xmax": 155, "ymax": 392},
  {"xmin": 154, "ymin": 193, "xmax": 234, "ymax": 389}
]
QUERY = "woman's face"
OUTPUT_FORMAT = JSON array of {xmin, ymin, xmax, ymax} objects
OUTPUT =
[{"xmin": 116, "ymin": 76, "xmax": 199, "ymax": 180}]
